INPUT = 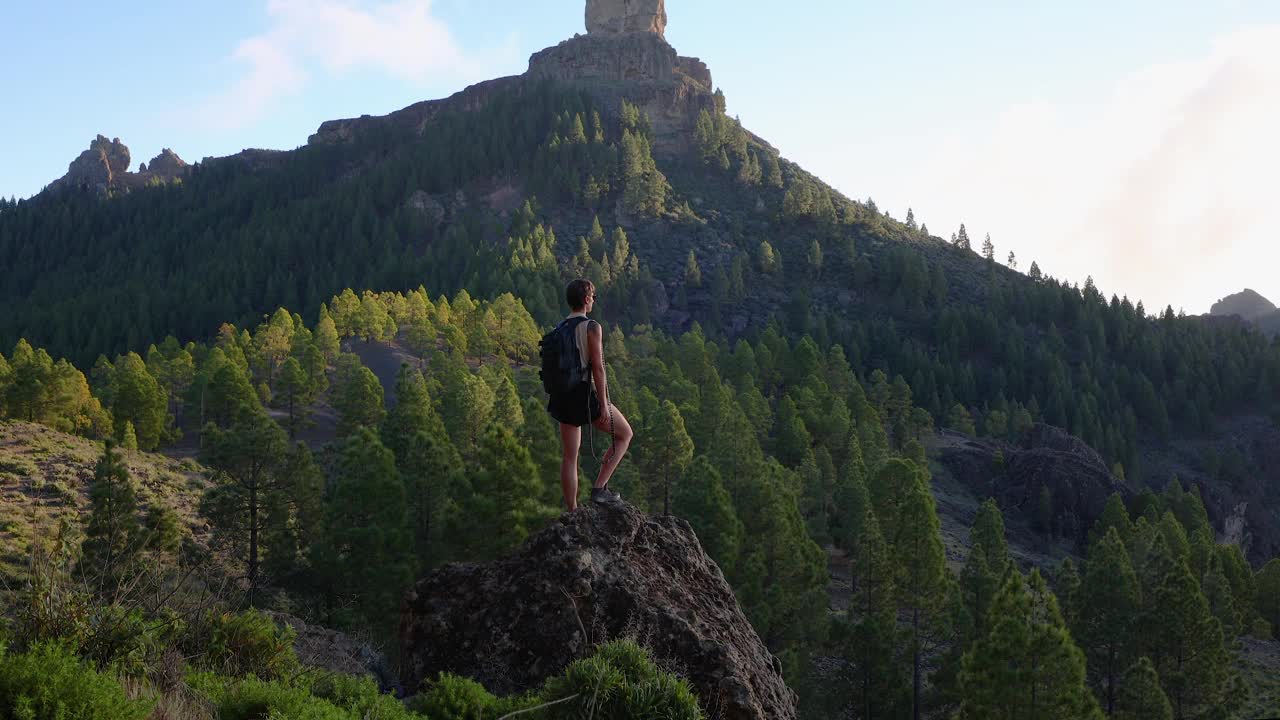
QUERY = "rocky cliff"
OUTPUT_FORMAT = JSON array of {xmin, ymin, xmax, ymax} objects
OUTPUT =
[
  {"xmin": 587, "ymin": 0, "xmax": 667, "ymax": 37},
  {"xmin": 934, "ymin": 424, "xmax": 1128, "ymax": 549},
  {"xmin": 399, "ymin": 502, "xmax": 797, "ymax": 720},
  {"xmin": 1210, "ymin": 289, "xmax": 1277, "ymax": 322},
  {"xmin": 310, "ymin": 1, "xmax": 715, "ymax": 153},
  {"xmin": 47, "ymin": 136, "xmax": 189, "ymax": 195}
]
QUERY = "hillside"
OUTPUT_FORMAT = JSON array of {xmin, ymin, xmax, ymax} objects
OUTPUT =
[
  {"xmin": 1210, "ymin": 288, "xmax": 1280, "ymax": 338},
  {"xmin": 3, "ymin": 4, "xmax": 1280, "ymax": 717},
  {"xmin": 0, "ymin": 420, "xmax": 209, "ymax": 585}
]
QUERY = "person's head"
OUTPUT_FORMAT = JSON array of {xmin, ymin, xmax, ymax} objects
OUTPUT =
[{"xmin": 566, "ymin": 279, "xmax": 596, "ymax": 313}]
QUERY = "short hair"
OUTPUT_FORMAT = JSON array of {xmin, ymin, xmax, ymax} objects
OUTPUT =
[{"xmin": 566, "ymin": 279, "xmax": 595, "ymax": 310}]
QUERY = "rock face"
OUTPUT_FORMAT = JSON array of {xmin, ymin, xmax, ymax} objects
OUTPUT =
[
  {"xmin": 1210, "ymin": 289, "xmax": 1277, "ymax": 321},
  {"xmin": 144, "ymin": 149, "xmax": 188, "ymax": 181},
  {"xmin": 47, "ymin": 137, "xmax": 189, "ymax": 195},
  {"xmin": 527, "ymin": 32, "xmax": 715, "ymax": 151},
  {"xmin": 935, "ymin": 424, "xmax": 1128, "ymax": 548},
  {"xmin": 313, "ymin": 2, "xmax": 716, "ymax": 154},
  {"xmin": 399, "ymin": 502, "xmax": 797, "ymax": 720},
  {"xmin": 587, "ymin": 0, "xmax": 667, "ymax": 36},
  {"xmin": 55, "ymin": 135, "xmax": 131, "ymax": 194}
]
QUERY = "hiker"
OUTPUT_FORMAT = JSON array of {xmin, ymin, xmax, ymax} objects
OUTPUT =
[{"xmin": 544, "ymin": 279, "xmax": 634, "ymax": 510}]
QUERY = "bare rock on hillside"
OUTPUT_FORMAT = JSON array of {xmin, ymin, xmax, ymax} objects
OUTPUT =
[
  {"xmin": 1210, "ymin": 289, "xmax": 1277, "ymax": 322},
  {"xmin": 143, "ymin": 148, "xmax": 188, "ymax": 181},
  {"xmin": 399, "ymin": 501, "xmax": 797, "ymax": 720},
  {"xmin": 935, "ymin": 424, "xmax": 1128, "ymax": 549},
  {"xmin": 587, "ymin": 0, "xmax": 667, "ymax": 36},
  {"xmin": 54, "ymin": 135, "xmax": 131, "ymax": 194}
]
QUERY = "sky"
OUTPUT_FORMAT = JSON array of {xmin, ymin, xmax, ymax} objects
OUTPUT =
[{"xmin": 5, "ymin": 0, "xmax": 1280, "ymax": 315}]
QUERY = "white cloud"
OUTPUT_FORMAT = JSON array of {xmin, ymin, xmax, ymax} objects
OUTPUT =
[
  {"xmin": 897, "ymin": 26, "xmax": 1280, "ymax": 313},
  {"xmin": 196, "ymin": 0, "xmax": 492, "ymax": 130}
]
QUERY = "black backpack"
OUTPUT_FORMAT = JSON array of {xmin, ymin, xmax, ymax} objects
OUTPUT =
[{"xmin": 539, "ymin": 317, "xmax": 590, "ymax": 396}]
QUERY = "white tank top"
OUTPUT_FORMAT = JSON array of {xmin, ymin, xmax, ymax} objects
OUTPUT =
[{"xmin": 567, "ymin": 312, "xmax": 593, "ymax": 376}]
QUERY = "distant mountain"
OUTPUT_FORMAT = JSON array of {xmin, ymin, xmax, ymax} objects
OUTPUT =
[{"xmin": 1210, "ymin": 289, "xmax": 1280, "ymax": 337}]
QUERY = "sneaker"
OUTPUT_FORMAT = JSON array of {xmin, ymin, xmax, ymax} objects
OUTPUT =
[{"xmin": 590, "ymin": 486, "xmax": 623, "ymax": 505}]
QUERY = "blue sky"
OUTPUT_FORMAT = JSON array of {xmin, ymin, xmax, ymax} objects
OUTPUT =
[{"xmin": 6, "ymin": 1, "xmax": 1280, "ymax": 314}]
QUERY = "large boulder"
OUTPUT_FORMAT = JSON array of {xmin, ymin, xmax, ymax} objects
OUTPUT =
[
  {"xmin": 935, "ymin": 424, "xmax": 1128, "ymax": 548},
  {"xmin": 399, "ymin": 502, "xmax": 797, "ymax": 720},
  {"xmin": 587, "ymin": 0, "xmax": 667, "ymax": 36}
]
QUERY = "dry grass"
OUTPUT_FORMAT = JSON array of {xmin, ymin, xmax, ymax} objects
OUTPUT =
[{"xmin": 0, "ymin": 420, "xmax": 210, "ymax": 586}]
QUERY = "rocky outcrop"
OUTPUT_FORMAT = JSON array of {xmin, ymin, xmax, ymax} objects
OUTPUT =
[
  {"xmin": 1210, "ymin": 289, "xmax": 1276, "ymax": 322},
  {"xmin": 528, "ymin": 32, "xmax": 716, "ymax": 151},
  {"xmin": 399, "ymin": 502, "xmax": 796, "ymax": 720},
  {"xmin": 142, "ymin": 149, "xmax": 188, "ymax": 181},
  {"xmin": 586, "ymin": 0, "xmax": 667, "ymax": 36},
  {"xmin": 935, "ymin": 424, "xmax": 1128, "ymax": 548},
  {"xmin": 52, "ymin": 135, "xmax": 131, "ymax": 194},
  {"xmin": 313, "ymin": 2, "xmax": 715, "ymax": 154},
  {"xmin": 48, "ymin": 137, "xmax": 190, "ymax": 195}
]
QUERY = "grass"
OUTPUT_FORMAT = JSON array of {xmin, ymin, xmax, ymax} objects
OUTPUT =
[{"xmin": 0, "ymin": 421, "xmax": 211, "ymax": 587}]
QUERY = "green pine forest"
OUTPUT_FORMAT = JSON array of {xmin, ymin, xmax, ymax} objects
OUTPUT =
[{"xmin": 2, "ymin": 82, "xmax": 1280, "ymax": 717}]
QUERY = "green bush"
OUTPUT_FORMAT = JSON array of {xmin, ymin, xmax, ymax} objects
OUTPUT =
[
  {"xmin": 411, "ymin": 674, "xmax": 504, "ymax": 719},
  {"xmin": 536, "ymin": 640, "xmax": 704, "ymax": 720},
  {"xmin": 191, "ymin": 671, "xmax": 418, "ymax": 720},
  {"xmin": 200, "ymin": 609, "xmax": 299, "ymax": 680},
  {"xmin": 0, "ymin": 641, "xmax": 152, "ymax": 720},
  {"xmin": 311, "ymin": 673, "xmax": 418, "ymax": 719}
]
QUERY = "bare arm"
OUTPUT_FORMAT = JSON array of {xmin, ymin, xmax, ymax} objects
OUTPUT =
[{"xmin": 588, "ymin": 323, "xmax": 607, "ymax": 406}]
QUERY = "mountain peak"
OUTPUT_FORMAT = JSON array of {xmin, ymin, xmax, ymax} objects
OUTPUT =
[
  {"xmin": 1209, "ymin": 288, "xmax": 1277, "ymax": 321},
  {"xmin": 586, "ymin": 0, "xmax": 667, "ymax": 37}
]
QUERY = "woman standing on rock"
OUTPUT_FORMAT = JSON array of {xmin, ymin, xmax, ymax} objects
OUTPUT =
[{"xmin": 545, "ymin": 279, "xmax": 634, "ymax": 510}]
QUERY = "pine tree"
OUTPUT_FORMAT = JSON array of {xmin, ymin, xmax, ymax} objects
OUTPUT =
[
  {"xmin": 959, "ymin": 570, "xmax": 1103, "ymax": 720},
  {"xmin": 842, "ymin": 503, "xmax": 909, "ymax": 719},
  {"xmin": 80, "ymin": 440, "xmax": 142, "ymax": 591},
  {"xmin": 683, "ymin": 250, "xmax": 702, "ymax": 288},
  {"xmin": 317, "ymin": 427, "xmax": 413, "ymax": 629},
  {"xmin": 671, "ymin": 457, "xmax": 742, "ymax": 576},
  {"xmin": 462, "ymin": 425, "xmax": 552, "ymax": 560},
  {"xmin": 399, "ymin": 429, "xmax": 465, "ymax": 573},
  {"xmin": 946, "ymin": 403, "xmax": 976, "ymax": 436},
  {"xmin": 1088, "ymin": 493, "xmax": 1133, "ymax": 551},
  {"xmin": 960, "ymin": 499, "xmax": 1011, "ymax": 636},
  {"xmin": 1076, "ymin": 527, "xmax": 1140, "ymax": 714},
  {"xmin": 274, "ymin": 356, "xmax": 313, "ymax": 439},
  {"xmin": 332, "ymin": 353, "xmax": 385, "ymax": 437},
  {"xmin": 199, "ymin": 408, "xmax": 291, "ymax": 601},
  {"xmin": 905, "ymin": 208, "xmax": 918, "ymax": 231},
  {"xmin": 381, "ymin": 365, "xmax": 447, "ymax": 460},
  {"xmin": 1007, "ymin": 251, "xmax": 1018, "ymax": 270},
  {"xmin": 1029, "ymin": 261, "xmax": 1043, "ymax": 281},
  {"xmin": 644, "ymin": 400, "xmax": 695, "ymax": 515},
  {"xmin": 1144, "ymin": 559, "xmax": 1238, "ymax": 720},
  {"xmin": 890, "ymin": 470, "xmax": 952, "ymax": 720},
  {"xmin": 1054, "ymin": 557, "xmax": 1082, "ymax": 629},
  {"xmin": 261, "ymin": 441, "xmax": 325, "ymax": 589},
  {"xmin": 982, "ymin": 234, "xmax": 995, "ymax": 261},
  {"xmin": 108, "ymin": 352, "xmax": 168, "ymax": 450},
  {"xmin": 1114, "ymin": 657, "xmax": 1172, "ymax": 720},
  {"xmin": 1258, "ymin": 559, "xmax": 1280, "ymax": 639},
  {"xmin": 956, "ymin": 224, "xmax": 972, "ymax": 251},
  {"xmin": 315, "ymin": 304, "xmax": 341, "ymax": 361}
]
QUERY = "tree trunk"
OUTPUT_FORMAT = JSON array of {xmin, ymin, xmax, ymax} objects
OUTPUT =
[{"xmin": 248, "ymin": 479, "xmax": 259, "ymax": 605}]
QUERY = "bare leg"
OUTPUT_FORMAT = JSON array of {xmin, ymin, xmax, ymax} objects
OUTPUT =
[
  {"xmin": 592, "ymin": 405, "xmax": 634, "ymax": 490},
  {"xmin": 560, "ymin": 423, "xmax": 583, "ymax": 511}
]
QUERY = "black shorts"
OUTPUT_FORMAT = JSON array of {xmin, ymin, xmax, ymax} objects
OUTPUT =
[{"xmin": 548, "ymin": 383, "xmax": 602, "ymax": 427}]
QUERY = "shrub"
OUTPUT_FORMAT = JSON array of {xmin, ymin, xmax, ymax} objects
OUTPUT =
[
  {"xmin": 411, "ymin": 674, "xmax": 503, "ymax": 719},
  {"xmin": 536, "ymin": 640, "xmax": 703, "ymax": 720},
  {"xmin": 190, "ymin": 671, "xmax": 417, "ymax": 720},
  {"xmin": 0, "ymin": 641, "xmax": 152, "ymax": 720},
  {"xmin": 199, "ymin": 609, "xmax": 298, "ymax": 680}
]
